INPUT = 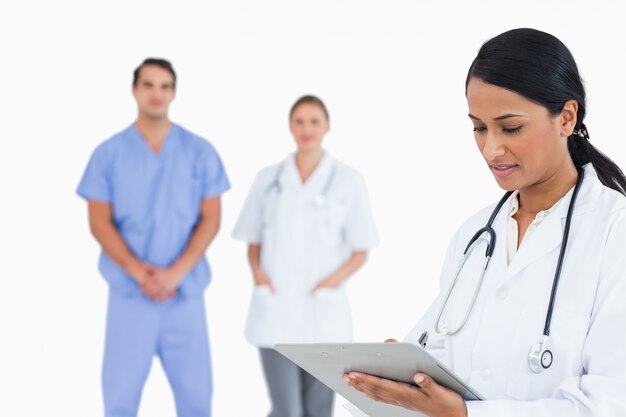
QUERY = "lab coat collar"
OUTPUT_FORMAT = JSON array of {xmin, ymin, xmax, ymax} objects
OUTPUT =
[
  {"xmin": 502, "ymin": 163, "xmax": 601, "ymax": 281},
  {"xmin": 283, "ymin": 151, "xmax": 334, "ymax": 191}
]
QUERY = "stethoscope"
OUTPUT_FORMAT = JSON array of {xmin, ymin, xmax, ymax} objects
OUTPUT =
[
  {"xmin": 434, "ymin": 168, "xmax": 584, "ymax": 374},
  {"xmin": 265, "ymin": 159, "xmax": 338, "ymax": 207}
]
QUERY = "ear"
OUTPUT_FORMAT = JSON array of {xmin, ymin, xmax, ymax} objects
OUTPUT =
[{"xmin": 560, "ymin": 100, "xmax": 579, "ymax": 137}]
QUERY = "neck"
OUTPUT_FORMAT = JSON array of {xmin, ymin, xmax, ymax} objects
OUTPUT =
[
  {"xmin": 135, "ymin": 114, "xmax": 171, "ymax": 150},
  {"xmin": 295, "ymin": 148, "xmax": 324, "ymax": 183},
  {"xmin": 518, "ymin": 160, "xmax": 579, "ymax": 215}
]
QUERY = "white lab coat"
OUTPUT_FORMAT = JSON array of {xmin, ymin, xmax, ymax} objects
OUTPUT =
[
  {"xmin": 405, "ymin": 164, "xmax": 626, "ymax": 416},
  {"xmin": 233, "ymin": 152, "xmax": 378, "ymax": 347}
]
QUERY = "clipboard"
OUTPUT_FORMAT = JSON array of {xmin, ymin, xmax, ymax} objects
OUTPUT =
[{"xmin": 274, "ymin": 342, "xmax": 484, "ymax": 417}]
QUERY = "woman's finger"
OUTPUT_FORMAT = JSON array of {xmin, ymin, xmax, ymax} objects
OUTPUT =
[
  {"xmin": 413, "ymin": 373, "xmax": 432, "ymax": 395},
  {"xmin": 346, "ymin": 372, "xmax": 425, "ymax": 400}
]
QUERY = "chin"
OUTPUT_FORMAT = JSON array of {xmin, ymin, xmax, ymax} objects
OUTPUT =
[
  {"xmin": 493, "ymin": 176, "xmax": 521, "ymax": 192},
  {"xmin": 144, "ymin": 111, "xmax": 168, "ymax": 120},
  {"xmin": 298, "ymin": 142, "xmax": 321, "ymax": 152}
]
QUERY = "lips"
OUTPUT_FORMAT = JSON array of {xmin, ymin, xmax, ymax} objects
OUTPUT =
[{"xmin": 489, "ymin": 163, "xmax": 518, "ymax": 178}]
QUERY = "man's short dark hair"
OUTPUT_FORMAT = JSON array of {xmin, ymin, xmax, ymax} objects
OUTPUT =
[{"xmin": 133, "ymin": 58, "xmax": 176, "ymax": 88}]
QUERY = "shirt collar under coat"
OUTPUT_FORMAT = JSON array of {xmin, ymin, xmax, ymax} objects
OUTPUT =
[
  {"xmin": 280, "ymin": 151, "xmax": 335, "ymax": 193},
  {"xmin": 489, "ymin": 163, "xmax": 602, "ymax": 282}
]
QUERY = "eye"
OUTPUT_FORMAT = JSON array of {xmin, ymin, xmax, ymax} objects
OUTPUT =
[
  {"xmin": 503, "ymin": 126, "xmax": 522, "ymax": 134},
  {"xmin": 473, "ymin": 126, "xmax": 486, "ymax": 133}
]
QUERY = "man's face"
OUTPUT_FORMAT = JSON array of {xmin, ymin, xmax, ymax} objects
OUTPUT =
[{"xmin": 132, "ymin": 65, "xmax": 175, "ymax": 120}]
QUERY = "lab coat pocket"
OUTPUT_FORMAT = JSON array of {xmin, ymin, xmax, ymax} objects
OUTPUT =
[
  {"xmin": 506, "ymin": 303, "xmax": 590, "ymax": 400},
  {"xmin": 244, "ymin": 285, "xmax": 277, "ymax": 347},
  {"xmin": 311, "ymin": 287, "xmax": 352, "ymax": 342}
]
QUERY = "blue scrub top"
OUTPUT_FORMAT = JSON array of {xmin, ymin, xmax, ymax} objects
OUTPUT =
[{"xmin": 77, "ymin": 123, "xmax": 230, "ymax": 297}]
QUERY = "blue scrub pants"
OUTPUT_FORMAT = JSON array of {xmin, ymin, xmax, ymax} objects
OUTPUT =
[{"xmin": 102, "ymin": 291, "xmax": 213, "ymax": 417}]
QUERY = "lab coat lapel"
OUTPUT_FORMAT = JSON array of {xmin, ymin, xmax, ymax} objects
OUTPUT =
[
  {"xmin": 284, "ymin": 154, "xmax": 303, "ymax": 190},
  {"xmin": 488, "ymin": 196, "xmax": 511, "ymax": 281},
  {"xmin": 504, "ymin": 206, "xmax": 566, "ymax": 281},
  {"xmin": 503, "ymin": 164, "xmax": 598, "ymax": 281},
  {"xmin": 305, "ymin": 152, "xmax": 333, "ymax": 195}
]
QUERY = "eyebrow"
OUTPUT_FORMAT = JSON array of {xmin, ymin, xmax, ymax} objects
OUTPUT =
[{"xmin": 468, "ymin": 113, "xmax": 525, "ymax": 121}]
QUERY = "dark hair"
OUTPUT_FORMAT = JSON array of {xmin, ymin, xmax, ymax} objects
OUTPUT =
[
  {"xmin": 289, "ymin": 95, "xmax": 330, "ymax": 121},
  {"xmin": 132, "ymin": 58, "xmax": 176, "ymax": 88},
  {"xmin": 466, "ymin": 28, "xmax": 626, "ymax": 195}
]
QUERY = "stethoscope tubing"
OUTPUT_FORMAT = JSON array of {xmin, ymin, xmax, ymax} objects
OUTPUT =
[
  {"xmin": 435, "ymin": 191, "xmax": 513, "ymax": 335},
  {"xmin": 435, "ymin": 241, "xmax": 489, "ymax": 336},
  {"xmin": 543, "ymin": 168, "xmax": 584, "ymax": 336},
  {"xmin": 436, "ymin": 168, "xmax": 584, "ymax": 340},
  {"xmin": 265, "ymin": 159, "xmax": 338, "ymax": 201}
]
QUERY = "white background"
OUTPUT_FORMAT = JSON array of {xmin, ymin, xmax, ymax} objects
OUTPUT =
[{"xmin": 1, "ymin": 1, "xmax": 625, "ymax": 416}]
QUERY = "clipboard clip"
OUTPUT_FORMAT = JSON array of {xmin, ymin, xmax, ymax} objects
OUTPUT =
[{"xmin": 418, "ymin": 331, "xmax": 429, "ymax": 349}]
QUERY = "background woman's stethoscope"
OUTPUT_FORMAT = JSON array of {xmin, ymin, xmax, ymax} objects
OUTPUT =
[
  {"xmin": 265, "ymin": 159, "xmax": 338, "ymax": 207},
  {"xmin": 431, "ymin": 168, "xmax": 584, "ymax": 374}
]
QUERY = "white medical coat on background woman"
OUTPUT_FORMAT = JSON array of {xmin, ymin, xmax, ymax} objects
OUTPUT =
[
  {"xmin": 233, "ymin": 152, "xmax": 378, "ymax": 347},
  {"xmin": 405, "ymin": 164, "xmax": 626, "ymax": 416}
]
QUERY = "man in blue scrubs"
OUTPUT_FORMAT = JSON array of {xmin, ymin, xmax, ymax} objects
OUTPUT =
[{"xmin": 77, "ymin": 58, "xmax": 230, "ymax": 417}]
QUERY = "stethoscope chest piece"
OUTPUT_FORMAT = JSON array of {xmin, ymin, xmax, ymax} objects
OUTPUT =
[{"xmin": 528, "ymin": 340, "xmax": 553, "ymax": 373}]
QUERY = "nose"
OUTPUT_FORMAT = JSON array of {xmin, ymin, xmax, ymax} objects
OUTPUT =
[
  {"xmin": 480, "ymin": 131, "xmax": 506, "ymax": 161},
  {"xmin": 302, "ymin": 123, "xmax": 315, "ymax": 135}
]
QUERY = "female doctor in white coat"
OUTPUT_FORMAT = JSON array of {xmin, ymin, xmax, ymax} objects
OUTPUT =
[
  {"xmin": 345, "ymin": 29, "xmax": 626, "ymax": 417},
  {"xmin": 233, "ymin": 95, "xmax": 378, "ymax": 417}
]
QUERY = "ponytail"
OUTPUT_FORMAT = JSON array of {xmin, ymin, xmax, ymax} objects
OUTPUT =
[{"xmin": 568, "ymin": 123, "xmax": 626, "ymax": 195}]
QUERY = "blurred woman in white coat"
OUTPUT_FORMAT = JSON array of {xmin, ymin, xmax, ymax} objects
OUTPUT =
[
  {"xmin": 345, "ymin": 29, "xmax": 626, "ymax": 417},
  {"xmin": 233, "ymin": 95, "xmax": 378, "ymax": 417}
]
